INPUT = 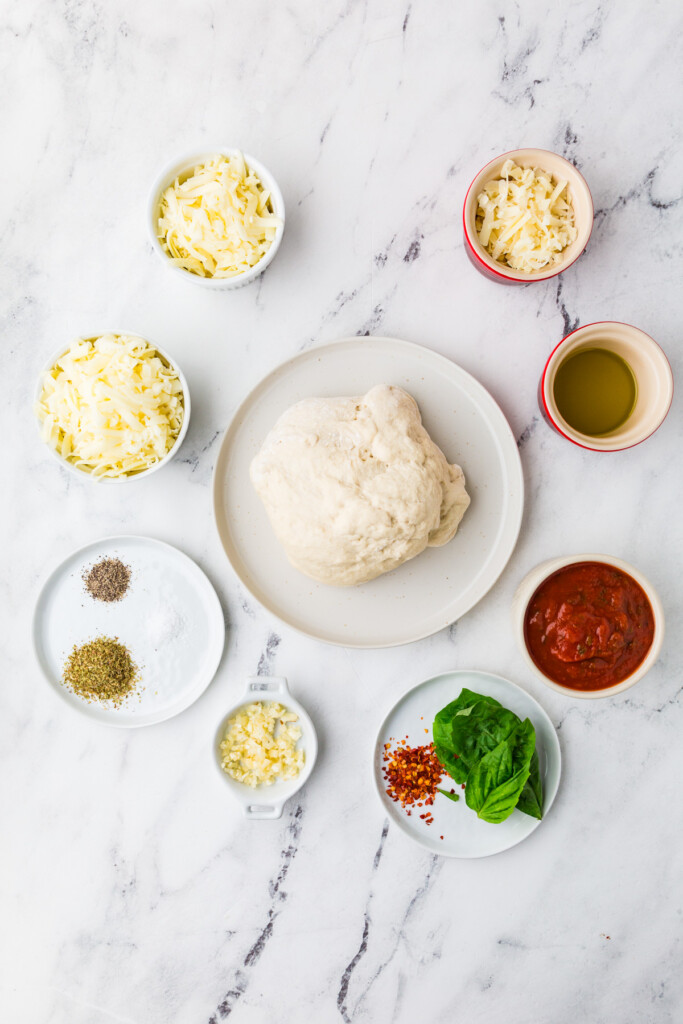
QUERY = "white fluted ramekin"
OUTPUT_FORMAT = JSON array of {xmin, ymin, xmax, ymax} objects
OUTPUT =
[
  {"xmin": 148, "ymin": 148, "xmax": 285, "ymax": 290},
  {"xmin": 35, "ymin": 332, "xmax": 190, "ymax": 483}
]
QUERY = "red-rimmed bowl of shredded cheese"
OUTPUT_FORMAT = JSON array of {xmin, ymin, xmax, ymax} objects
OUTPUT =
[
  {"xmin": 148, "ymin": 148, "xmax": 285, "ymax": 289},
  {"xmin": 463, "ymin": 148, "xmax": 593, "ymax": 284},
  {"xmin": 35, "ymin": 333, "xmax": 190, "ymax": 482}
]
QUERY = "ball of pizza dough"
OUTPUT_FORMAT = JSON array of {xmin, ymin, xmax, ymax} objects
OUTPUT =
[{"xmin": 249, "ymin": 384, "xmax": 471, "ymax": 586}]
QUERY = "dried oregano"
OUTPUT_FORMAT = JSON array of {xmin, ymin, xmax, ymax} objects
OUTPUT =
[{"xmin": 62, "ymin": 636, "xmax": 139, "ymax": 706}]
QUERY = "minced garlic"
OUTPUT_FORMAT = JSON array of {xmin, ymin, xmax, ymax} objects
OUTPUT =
[
  {"xmin": 219, "ymin": 701, "xmax": 304, "ymax": 787},
  {"xmin": 476, "ymin": 159, "xmax": 577, "ymax": 272}
]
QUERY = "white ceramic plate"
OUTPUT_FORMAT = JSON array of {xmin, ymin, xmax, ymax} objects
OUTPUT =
[
  {"xmin": 33, "ymin": 536, "xmax": 225, "ymax": 727},
  {"xmin": 213, "ymin": 337, "xmax": 524, "ymax": 647},
  {"xmin": 372, "ymin": 670, "xmax": 561, "ymax": 858},
  {"xmin": 213, "ymin": 676, "xmax": 318, "ymax": 819}
]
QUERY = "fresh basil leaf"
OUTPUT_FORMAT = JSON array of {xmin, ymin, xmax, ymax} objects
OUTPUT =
[
  {"xmin": 465, "ymin": 719, "xmax": 536, "ymax": 824},
  {"xmin": 433, "ymin": 690, "xmax": 503, "ymax": 783},
  {"xmin": 447, "ymin": 701, "xmax": 520, "ymax": 777},
  {"xmin": 436, "ymin": 788, "xmax": 460, "ymax": 802},
  {"xmin": 469, "ymin": 763, "xmax": 532, "ymax": 824},
  {"xmin": 452, "ymin": 689, "xmax": 502, "ymax": 713},
  {"xmin": 433, "ymin": 710, "xmax": 465, "ymax": 782},
  {"xmin": 517, "ymin": 750, "xmax": 543, "ymax": 820}
]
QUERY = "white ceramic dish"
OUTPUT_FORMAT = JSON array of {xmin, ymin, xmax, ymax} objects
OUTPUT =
[
  {"xmin": 372, "ymin": 669, "xmax": 561, "ymax": 858},
  {"xmin": 540, "ymin": 322, "xmax": 674, "ymax": 451},
  {"xmin": 35, "ymin": 333, "xmax": 190, "ymax": 483},
  {"xmin": 33, "ymin": 536, "xmax": 225, "ymax": 726},
  {"xmin": 147, "ymin": 148, "xmax": 285, "ymax": 289},
  {"xmin": 214, "ymin": 677, "xmax": 317, "ymax": 819},
  {"xmin": 463, "ymin": 148, "xmax": 593, "ymax": 284},
  {"xmin": 212, "ymin": 336, "xmax": 524, "ymax": 648},
  {"xmin": 512, "ymin": 554, "xmax": 665, "ymax": 698}
]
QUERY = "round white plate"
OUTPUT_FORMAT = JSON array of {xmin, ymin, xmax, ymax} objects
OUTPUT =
[
  {"xmin": 33, "ymin": 536, "xmax": 225, "ymax": 727},
  {"xmin": 372, "ymin": 670, "xmax": 561, "ymax": 858},
  {"xmin": 213, "ymin": 337, "xmax": 524, "ymax": 647}
]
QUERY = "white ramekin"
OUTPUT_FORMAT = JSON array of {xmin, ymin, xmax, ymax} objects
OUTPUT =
[
  {"xmin": 147, "ymin": 148, "xmax": 285, "ymax": 290},
  {"xmin": 35, "ymin": 332, "xmax": 190, "ymax": 484},
  {"xmin": 214, "ymin": 676, "xmax": 317, "ymax": 819},
  {"xmin": 463, "ymin": 148, "xmax": 593, "ymax": 284},
  {"xmin": 512, "ymin": 554, "xmax": 665, "ymax": 699},
  {"xmin": 540, "ymin": 321, "xmax": 674, "ymax": 451}
]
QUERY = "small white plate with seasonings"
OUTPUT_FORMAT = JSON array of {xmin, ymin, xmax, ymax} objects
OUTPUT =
[
  {"xmin": 372, "ymin": 670, "xmax": 561, "ymax": 858},
  {"xmin": 32, "ymin": 535, "xmax": 225, "ymax": 727},
  {"xmin": 214, "ymin": 676, "xmax": 317, "ymax": 819}
]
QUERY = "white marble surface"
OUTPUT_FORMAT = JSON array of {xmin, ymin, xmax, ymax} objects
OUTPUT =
[{"xmin": 2, "ymin": 2, "xmax": 682, "ymax": 1022}]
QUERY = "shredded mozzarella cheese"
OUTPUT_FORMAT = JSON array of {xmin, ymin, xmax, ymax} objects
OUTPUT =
[
  {"xmin": 219, "ymin": 702, "xmax": 304, "ymax": 788},
  {"xmin": 476, "ymin": 159, "xmax": 577, "ymax": 272},
  {"xmin": 36, "ymin": 334, "xmax": 184, "ymax": 478},
  {"xmin": 157, "ymin": 153, "xmax": 282, "ymax": 278}
]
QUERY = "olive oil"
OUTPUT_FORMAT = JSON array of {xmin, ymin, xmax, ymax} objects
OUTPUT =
[{"xmin": 553, "ymin": 347, "xmax": 637, "ymax": 436}]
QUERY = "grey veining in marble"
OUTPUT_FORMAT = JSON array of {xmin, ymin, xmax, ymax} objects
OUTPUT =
[{"xmin": 1, "ymin": 1, "xmax": 682, "ymax": 1022}]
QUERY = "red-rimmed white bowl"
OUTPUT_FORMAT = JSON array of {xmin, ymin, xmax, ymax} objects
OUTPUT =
[
  {"xmin": 512, "ymin": 554, "xmax": 665, "ymax": 699},
  {"xmin": 463, "ymin": 148, "xmax": 593, "ymax": 284},
  {"xmin": 540, "ymin": 321, "xmax": 674, "ymax": 451}
]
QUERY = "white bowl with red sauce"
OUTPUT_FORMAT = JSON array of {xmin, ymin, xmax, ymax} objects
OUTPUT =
[{"xmin": 512, "ymin": 554, "xmax": 664, "ymax": 699}]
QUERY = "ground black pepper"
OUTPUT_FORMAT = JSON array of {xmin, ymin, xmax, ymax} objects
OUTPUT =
[{"xmin": 83, "ymin": 558, "xmax": 131, "ymax": 603}]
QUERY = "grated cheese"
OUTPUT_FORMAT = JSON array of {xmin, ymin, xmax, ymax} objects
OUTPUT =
[
  {"xmin": 475, "ymin": 159, "xmax": 577, "ymax": 272},
  {"xmin": 219, "ymin": 701, "xmax": 304, "ymax": 788},
  {"xmin": 36, "ymin": 334, "xmax": 184, "ymax": 478},
  {"xmin": 157, "ymin": 153, "xmax": 282, "ymax": 278}
]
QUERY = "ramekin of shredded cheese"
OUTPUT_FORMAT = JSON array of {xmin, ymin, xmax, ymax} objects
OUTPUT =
[
  {"xmin": 35, "ymin": 333, "xmax": 189, "ymax": 481},
  {"xmin": 149, "ymin": 149, "xmax": 285, "ymax": 289},
  {"xmin": 214, "ymin": 678, "xmax": 317, "ymax": 819},
  {"xmin": 463, "ymin": 148, "xmax": 593, "ymax": 283}
]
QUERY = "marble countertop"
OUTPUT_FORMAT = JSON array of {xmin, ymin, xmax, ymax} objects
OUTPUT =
[{"xmin": 2, "ymin": 1, "xmax": 682, "ymax": 1022}]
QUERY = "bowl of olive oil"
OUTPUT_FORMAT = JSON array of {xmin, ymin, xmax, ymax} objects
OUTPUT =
[{"xmin": 540, "ymin": 322, "xmax": 673, "ymax": 451}]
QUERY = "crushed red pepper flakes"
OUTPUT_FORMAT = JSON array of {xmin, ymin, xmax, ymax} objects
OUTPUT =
[{"xmin": 381, "ymin": 740, "xmax": 446, "ymax": 824}]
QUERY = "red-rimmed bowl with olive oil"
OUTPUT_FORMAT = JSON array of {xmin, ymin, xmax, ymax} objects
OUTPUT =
[{"xmin": 540, "ymin": 322, "xmax": 673, "ymax": 451}]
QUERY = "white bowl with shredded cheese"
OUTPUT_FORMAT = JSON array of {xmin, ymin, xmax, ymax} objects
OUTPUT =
[
  {"xmin": 35, "ymin": 333, "xmax": 190, "ymax": 482},
  {"xmin": 463, "ymin": 149, "xmax": 593, "ymax": 283},
  {"xmin": 214, "ymin": 676, "xmax": 317, "ymax": 819},
  {"xmin": 148, "ymin": 149, "xmax": 285, "ymax": 289}
]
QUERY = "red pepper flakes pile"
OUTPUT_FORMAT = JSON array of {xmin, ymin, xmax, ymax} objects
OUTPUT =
[{"xmin": 382, "ymin": 737, "xmax": 445, "ymax": 826}]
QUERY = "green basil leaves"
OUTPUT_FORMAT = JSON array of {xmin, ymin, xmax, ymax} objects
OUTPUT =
[
  {"xmin": 436, "ymin": 788, "xmax": 460, "ymax": 802},
  {"xmin": 432, "ymin": 689, "xmax": 543, "ymax": 824}
]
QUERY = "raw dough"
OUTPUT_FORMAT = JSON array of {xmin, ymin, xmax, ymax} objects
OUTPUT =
[{"xmin": 249, "ymin": 384, "xmax": 470, "ymax": 586}]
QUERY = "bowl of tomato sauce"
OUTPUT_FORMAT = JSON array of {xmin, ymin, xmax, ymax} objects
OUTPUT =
[{"xmin": 512, "ymin": 555, "xmax": 664, "ymax": 698}]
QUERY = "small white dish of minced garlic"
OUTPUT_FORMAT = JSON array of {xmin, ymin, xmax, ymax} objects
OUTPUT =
[
  {"xmin": 148, "ymin": 149, "xmax": 285, "ymax": 289},
  {"xmin": 214, "ymin": 676, "xmax": 317, "ymax": 819}
]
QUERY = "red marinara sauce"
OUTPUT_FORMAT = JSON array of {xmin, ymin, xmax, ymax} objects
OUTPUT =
[{"xmin": 524, "ymin": 561, "xmax": 655, "ymax": 691}]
